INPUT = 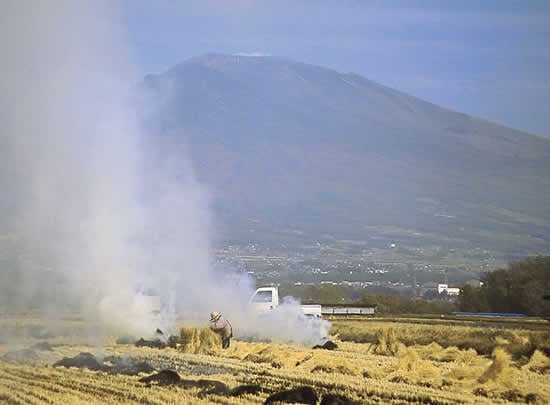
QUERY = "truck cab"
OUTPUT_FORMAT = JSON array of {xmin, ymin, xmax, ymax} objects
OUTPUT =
[
  {"xmin": 249, "ymin": 286, "xmax": 279, "ymax": 313},
  {"xmin": 249, "ymin": 286, "xmax": 322, "ymax": 318}
]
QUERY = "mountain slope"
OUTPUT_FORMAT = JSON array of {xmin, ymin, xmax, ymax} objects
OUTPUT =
[{"xmin": 138, "ymin": 54, "xmax": 550, "ymax": 257}]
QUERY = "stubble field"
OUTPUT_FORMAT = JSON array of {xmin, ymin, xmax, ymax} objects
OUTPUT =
[{"xmin": 1, "ymin": 316, "xmax": 549, "ymax": 404}]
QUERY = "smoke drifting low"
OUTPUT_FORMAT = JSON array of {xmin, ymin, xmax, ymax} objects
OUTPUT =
[{"xmin": 0, "ymin": 1, "xmax": 328, "ymax": 345}]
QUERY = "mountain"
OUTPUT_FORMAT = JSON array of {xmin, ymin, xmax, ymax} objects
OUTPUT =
[{"xmin": 138, "ymin": 53, "xmax": 550, "ymax": 259}]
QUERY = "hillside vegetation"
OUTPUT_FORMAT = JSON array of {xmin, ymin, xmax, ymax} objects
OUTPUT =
[{"xmin": 140, "ymin": 54, "xmax": 550, "ymax": 257}]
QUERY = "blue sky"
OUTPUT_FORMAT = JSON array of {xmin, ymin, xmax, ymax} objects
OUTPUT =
[{"xmin": 120, "ymin": 1, "xmax": 550, "ymax": 137}]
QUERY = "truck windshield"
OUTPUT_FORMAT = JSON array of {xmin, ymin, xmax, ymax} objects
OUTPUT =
[{"xmin": 251, "ymin": 290, "xmax": 272, "ymax": 303}]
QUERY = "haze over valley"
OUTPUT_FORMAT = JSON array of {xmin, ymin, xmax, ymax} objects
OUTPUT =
[{"xmin": 139, "ymin": 53, "xmax": 550, "ymax": 285}]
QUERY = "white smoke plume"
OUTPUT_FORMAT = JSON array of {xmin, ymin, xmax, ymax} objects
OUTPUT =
[
  {"xmin": 1, "ymin": 1, "xmax": 149, "ymax": 336},
  {"xmin": 0, "ymin": 1, "xmax": 329, "ymax": 346}
]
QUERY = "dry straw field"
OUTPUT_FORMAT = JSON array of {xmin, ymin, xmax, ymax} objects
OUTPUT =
[{"xmin": 1, "ymin": 316, "xmax": 549, "ymax": 404}]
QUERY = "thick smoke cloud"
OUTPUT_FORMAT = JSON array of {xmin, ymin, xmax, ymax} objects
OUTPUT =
[
  {"xmin": 1, "ymin": 1, "xmax": 151, "ymax": 334},
  {"xmin": 0, "ymin": 1, "xmax": 329, "ymax": 345}
]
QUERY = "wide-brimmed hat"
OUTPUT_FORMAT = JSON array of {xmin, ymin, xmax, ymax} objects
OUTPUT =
[{"xmin": 210, "ymin": 311, "xmax": 221, "ymax": 321}]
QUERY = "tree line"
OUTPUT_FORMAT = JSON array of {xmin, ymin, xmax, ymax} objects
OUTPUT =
[
  {"xmin": 457, "ymin": 255, "xmax": 549, "ymax": 317},
  {"xmin": 280, "ymin": 256, "xmax": 549, "ymax": 317}
]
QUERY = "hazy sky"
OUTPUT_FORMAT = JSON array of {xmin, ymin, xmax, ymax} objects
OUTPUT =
[{"xmin": 121, "ymin": 0, "xmax": 550, "ymax": 137}]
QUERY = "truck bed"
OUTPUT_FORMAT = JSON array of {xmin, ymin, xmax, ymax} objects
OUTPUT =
[{"xmin": 321, "ymin": 306, "xmax": 375, "ymax": 315}]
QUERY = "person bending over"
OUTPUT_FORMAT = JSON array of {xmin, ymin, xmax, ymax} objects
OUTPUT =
[{"xmin": 209, "ymin": 311, "xmax": 232, "ymax": 349}]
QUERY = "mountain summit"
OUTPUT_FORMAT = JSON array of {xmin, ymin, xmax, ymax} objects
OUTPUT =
[{"xmin": 140, "ymin": 54, "xmax": 550, "ymax": 258}]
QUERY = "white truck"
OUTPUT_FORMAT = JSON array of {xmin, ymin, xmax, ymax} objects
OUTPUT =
[{"xmin": 249, "ymin": 286, "xmax": 323, "ymax": 318}]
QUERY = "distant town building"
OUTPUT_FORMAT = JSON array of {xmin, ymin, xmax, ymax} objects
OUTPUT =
[
  {"xmin": 438, "ymin": 283, "xmax": 460, "ymax": 296},
  {"xmin": 464, "ymin": 279, "xmax": 482, "ymax": 288}
]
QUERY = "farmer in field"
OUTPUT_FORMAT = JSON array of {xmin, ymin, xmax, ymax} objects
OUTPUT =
[{"xmin": 209, "ymin": 311, "xmax": 233, "ymax": 349}]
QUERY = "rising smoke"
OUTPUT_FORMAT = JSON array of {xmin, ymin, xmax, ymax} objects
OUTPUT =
[
  {"xmin": 0, "ymin": 1, "xmax": 329, "ymax": 345},
  {"xmin": 1, "ymin": 1, "xmax": 153, "ymax": 336}
]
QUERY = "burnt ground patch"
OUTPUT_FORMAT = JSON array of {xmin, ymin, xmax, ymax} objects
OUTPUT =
[
  {"xmin": 320, "ymin": 393, "xmax": 361, "ymax": 405},
  {"xmin": 264, "ymin": 386, "xmax": 318, "ymax": 405},
  {"xmin": 53, "ymin": 352, "xmax": 156, "ymax": 375},
  {"xmin": 137, "ymin": 369, "xmax": 265, "ymax": 398},
  {"xmin": 53, "ymin": 352, "xmax": 106, "ymax": 371},
  {"xmin": 134, "ymin": 338, "xmax": 166, "ymax": 349},
  {"xmin": 313, "ymin": 341, "xmax": 338, "ymax": 350},
  {"xmin": 229, "ymin": 384, "xmax": 264, "ymax": 396},
  {"xmin": 139, "ymin": 369, "xmax": 181, "ymax": 386}
]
